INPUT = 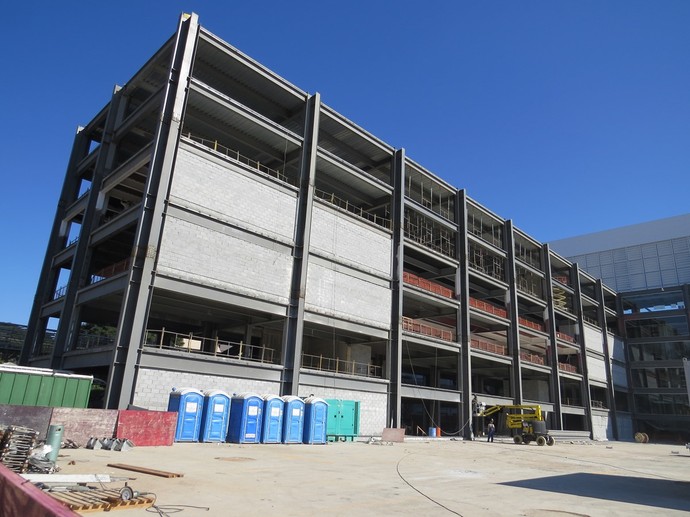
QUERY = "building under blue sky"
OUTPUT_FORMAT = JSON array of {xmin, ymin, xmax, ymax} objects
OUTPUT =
[{"xmin": 2, "ymin": 1, "xmax": 690, "ymax": 326}]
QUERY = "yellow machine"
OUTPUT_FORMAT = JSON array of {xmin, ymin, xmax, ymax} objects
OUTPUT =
[{"xmin": 479, "ymin": 404, "xmax": 555, "ymax": 446}]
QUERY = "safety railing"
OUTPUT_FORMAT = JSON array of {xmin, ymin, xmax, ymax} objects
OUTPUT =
[
  {"xmin": 314, "ymin": 188, "xmax": 391, "ymax": 229},
  {"xmin": 301, "ymin": 353, "xmax": 382, "ymax": 379},
  {"xmin": 90, "ymin": 258, "xmax": 131, "ymax": 284},
  {"xmin": 144, "ymin": 329, "xmax": 275, "ymax": 364},
  {"xmin": 53, "ymin": 285, "xmax": 68, "ymax": 300},
  {"xmin": 184, "ymin": 133, "xmax": 291, "ymax": 185},
  {"xmin": 73, "ymin": 333, "xmax": 115, "ymax": 351},
  {"xmin": 402, "ymin": 317, "xmax": 455, "ymax": 342}
]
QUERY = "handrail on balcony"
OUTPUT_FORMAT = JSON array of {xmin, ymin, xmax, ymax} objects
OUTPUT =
[
  {"xmin": 185, "ymin": 133, "xmax": 290, "ymax": 185},
  {"xmin": 301, "ymin": 352, "xmax": 382, "ymax": 379},
  {"xmin": 143, "ymin": 328, "xmax": 275, "ymax": 364},
  {"xmin": 402, "ymin": 317, "xmax": 455, "ymax": 342},
  {"xmin": 314, "ymin": 188, "xmax": 391, "ymax": 230},
  {"xmin": 73, "ymin": 333, "xmax": 115, "ymax": 351},
  {"xmin": 90, "ymin": 258, "xmax": 132, "ymax": 284},
  {"xmin": 53, "ymin": 285, "xmax": 67, "ymax": 300}
]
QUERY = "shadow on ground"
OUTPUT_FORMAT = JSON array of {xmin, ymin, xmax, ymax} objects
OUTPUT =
[{"xmin": 501, "ymin": 473, "xmax": 690, "ymax": 512}]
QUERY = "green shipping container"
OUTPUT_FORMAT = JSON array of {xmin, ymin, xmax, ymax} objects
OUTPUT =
[
  {"xmin": 0, "ymin": 365, "xmax": 92, "ymax": 408},
  {"xmin": 325, "ymin": 398, "xmax": 360, "ymax": 441}
]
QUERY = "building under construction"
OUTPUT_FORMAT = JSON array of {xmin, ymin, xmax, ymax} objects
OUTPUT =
[{"xmin": 22, "ymin": 13, "xmax": 627, "ymax": 440}]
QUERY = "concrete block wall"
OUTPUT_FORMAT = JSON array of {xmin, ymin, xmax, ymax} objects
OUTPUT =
[
  {"xmin": 587, "ymin": 354, "xmax": 608, "ymax": 382},
  {"xmin": 583, "ymin": 325, "xmax": 604, "ymax": 354},
  {"xmin": 305, "ymin": 262, "xmax": 391, "ymax": 329},
  {"xmin": 171, "ymin": 146, "xmax": 297, "ymax": 243},
  {"xmin": 297, "ymin": 387, "xmax": 387, "ymax": 437},
  {"xmin": 157, "ymin": 215, "xmax": 293, "ymax": 304},
  {"xmin": 591, "ymin": 411, "xmax": 612, "ymax": 441},
  {"xmin": 310, "ymin": 204, "xmax": 392, "ymax": 277},
  {"xmin": 132, "ymin": 367, "xmax": 281, "ymax": 411}
]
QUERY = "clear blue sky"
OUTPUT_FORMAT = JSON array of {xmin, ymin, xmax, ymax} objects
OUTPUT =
[{"xmin": 1, "ymin": 1, "xmax": 689, "ymax": 325}]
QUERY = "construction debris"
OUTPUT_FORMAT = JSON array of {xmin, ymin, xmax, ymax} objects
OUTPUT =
[
  {"xmin": 0, "ymin": 425, "xmax": 39, "ymax": 473},
  {"xmin": 86, "ymin": 437, "xmax": 135, "ymax": 451},
  {"xmin": 46, "ymin": 487, "xmax": 154, "ymax": 512}
]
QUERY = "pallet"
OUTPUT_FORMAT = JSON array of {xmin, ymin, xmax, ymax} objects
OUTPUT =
[{"xmin": 48, "ymin": 488, "xmax": 154, "ymax": 513}]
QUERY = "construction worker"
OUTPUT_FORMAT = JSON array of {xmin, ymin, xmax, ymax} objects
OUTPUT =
[{"xmin": 487, "ymin": 419, "xmax": 496, "ymax": 442}]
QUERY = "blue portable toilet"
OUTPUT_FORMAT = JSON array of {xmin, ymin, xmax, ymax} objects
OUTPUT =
[
  {"xmin": 168, "ymin": 388, "xmax": 204, "ymax": 442},
  {"xmin": 282, "ymin": 396, "xmax": 305, "ymax": 444},
  {"xmin": 228, "ymin": 393, "xmax": 263, "ymax": 443},
  {"xmin": 303, "ymin": 397, "xmax": 329, "ymax": 444},
  {"xmin": 200, "ymin": 390, "xmax": 231, "ymax": 443},
  {"xmin": 261, "ymin": 395, "xmax": 284, "ymax": 443}
]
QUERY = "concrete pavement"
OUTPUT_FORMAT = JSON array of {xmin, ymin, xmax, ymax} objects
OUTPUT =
[{"xmin": 44, "ymin": 437, "xmax": 690, "ymax": 516}]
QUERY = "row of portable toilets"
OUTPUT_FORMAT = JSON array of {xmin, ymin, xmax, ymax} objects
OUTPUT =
[{"xmin": 167, "ymin": 389, "xmax": 329, "ymax": 444}]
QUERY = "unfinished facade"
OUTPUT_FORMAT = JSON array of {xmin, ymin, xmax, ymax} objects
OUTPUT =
[
  {"xmin": 23, "ymin": 13, "xmax": 623, "ymax": 439},
  {"xmin": 552, "ymin": 215, "xmax": 690, "ymax": 441}
]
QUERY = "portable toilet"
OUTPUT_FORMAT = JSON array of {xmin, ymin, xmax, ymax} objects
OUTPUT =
[
  {"xmin": 261, "ymin": 395, "xmax": 284, "ymax": 443},
  {"xmin": 200, "ymin": 390, "xmax": 231, "ymax": 443},
  {"xmin": 167, "ymin": 388, "xmax": 204, "ymax": 442},
  {"xmin": 303, "ymin": 397, "xmax": 329, "ymax": 444},
  {"xmin": 282, "ymin": 396, "xmax": 305, "ymax": 444},
  {"xmin": 228, "ymin": 393, "xmax": 263, "ymax": 443}
]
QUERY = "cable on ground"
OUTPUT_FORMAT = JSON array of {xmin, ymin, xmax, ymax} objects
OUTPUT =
[{"xmin": 395, "ymin": 453, "xmax": 464, "ymax": 516}]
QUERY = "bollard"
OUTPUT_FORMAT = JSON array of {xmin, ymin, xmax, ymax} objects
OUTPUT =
[{"xmin": 46, "ymin": 424, "xmax": 65, "ymax": 463}]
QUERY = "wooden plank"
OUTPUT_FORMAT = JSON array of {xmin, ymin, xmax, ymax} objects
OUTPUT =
[{"xmin": 107, "ymin": 463, "xmax": 183, "ymax": 478}]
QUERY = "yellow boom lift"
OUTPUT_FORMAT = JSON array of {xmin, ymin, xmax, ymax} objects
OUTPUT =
[{"xmin": 479, "ymin": 404, "xmax": 555, "ymax": 446}]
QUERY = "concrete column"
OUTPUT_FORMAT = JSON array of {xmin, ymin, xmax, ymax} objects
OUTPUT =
[{"xmin": 281, "ymin": 92, "xmax": 320, "ymax": 396}]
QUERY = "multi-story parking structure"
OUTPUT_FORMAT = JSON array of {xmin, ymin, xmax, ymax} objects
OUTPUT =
[{"xmin": 22, "ymin": 13, "xmax": 624, "ymax": 439}]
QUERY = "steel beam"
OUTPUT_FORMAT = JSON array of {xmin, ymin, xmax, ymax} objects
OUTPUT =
[
  {"xmin": 280, "ymin": 92, "xmax": 320, "ymax": 396},
  {"xmin": 105, "ymin": 13, "xmax": 200, "ymax": 409}
]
